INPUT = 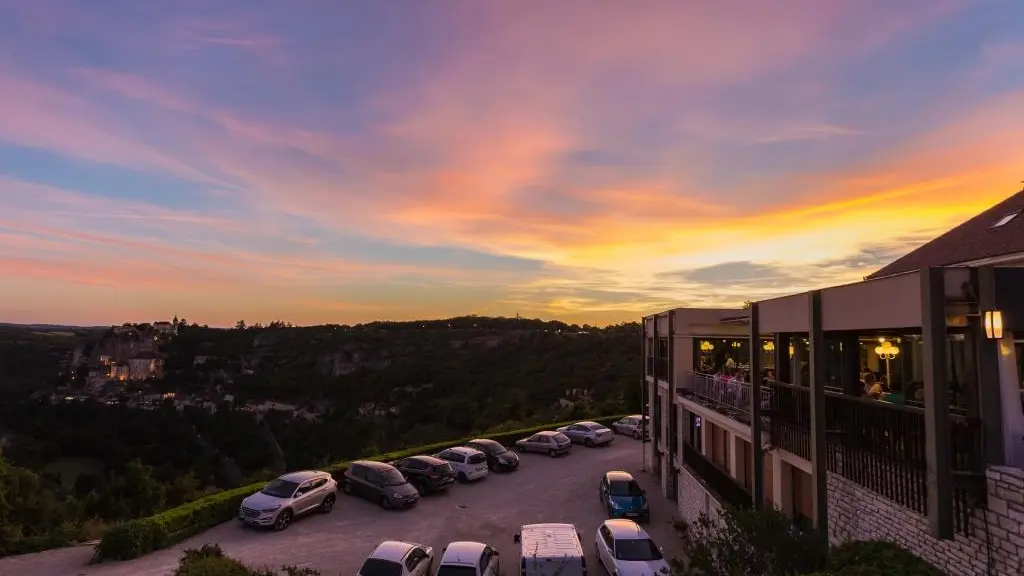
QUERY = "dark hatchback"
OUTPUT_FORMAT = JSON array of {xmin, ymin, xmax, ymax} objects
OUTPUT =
[
  {"xmin": 342, "ymin": 460, "xmax": 420, "ymax": 509},
  {"xmin": 391, "ymin": 455, "xmax": 457, "ymax": 495},
  {"xmin": 464, "ymin": 439, "xmax": 520, "ymax": 472}
]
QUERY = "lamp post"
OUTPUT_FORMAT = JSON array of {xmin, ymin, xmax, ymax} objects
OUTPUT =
[
  {"xmin": 983, "ymin": 310, "xmax": 1003, "ymax": 339},
  {"xmin": 874, "ymin": 338, "xmax": 900, "ymax": 388}
]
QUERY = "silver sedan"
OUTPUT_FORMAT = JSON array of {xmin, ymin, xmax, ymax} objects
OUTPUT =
[{"xmin": 556, "ymin": 421, "xmax": 615, "ymax": 447}]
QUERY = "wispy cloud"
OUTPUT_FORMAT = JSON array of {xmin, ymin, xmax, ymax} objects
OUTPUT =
[{"xmin": 0, "ymin": 0, "xmax": 1022, "ymax": 325}]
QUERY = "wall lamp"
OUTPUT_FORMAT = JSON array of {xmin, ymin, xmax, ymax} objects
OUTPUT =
[{"xmin": 983, "ymin": 310, "xmax": 1003, "ymax": 339}]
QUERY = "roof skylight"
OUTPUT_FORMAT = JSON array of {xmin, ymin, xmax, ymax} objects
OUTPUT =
[{"xmin": 991, "ymin": 210, "xmax": 1021, "ymax": 229}]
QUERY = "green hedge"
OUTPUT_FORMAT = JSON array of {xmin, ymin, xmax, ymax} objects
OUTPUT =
[{"xmin": 94, "ymin": 414, "xmax": 629, "ymax": 562}]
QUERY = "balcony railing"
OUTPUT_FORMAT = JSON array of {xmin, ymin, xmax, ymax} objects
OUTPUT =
[
  {"xmin": 823, "ymin": 392, "xmax": 927, "ymax": 514},
  {"xmin": 765, "ymin": 379, "xmax": 811, "ymax": 460},
  {"xmin": 682, "ymin": 443, "xmax": 752, "ymax": 509},
  {"xmin": 678, "ymin": 371, "xmax": 771, "ymax": 424}
]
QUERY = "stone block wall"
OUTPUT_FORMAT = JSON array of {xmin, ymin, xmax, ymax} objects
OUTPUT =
[
  {"xmin": 677, "ymin": 465, "xmax": 721, "ymax": 526},
  {"xmin": 828, "ymin": 466, "xmax": 1024, "ymax": 576}
]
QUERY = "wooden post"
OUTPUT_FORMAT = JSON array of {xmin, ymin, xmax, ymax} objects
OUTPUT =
[
  {"xmin": 921, "ymin": 267, "xmax": 953, "ymax": 539},
  {"xmin": 808, "ymin": 290, "xmax": 829, "ymax": 539},
  {"xmin": 749, "ymin": 302, "xmax": 765, "ymax": 508}
]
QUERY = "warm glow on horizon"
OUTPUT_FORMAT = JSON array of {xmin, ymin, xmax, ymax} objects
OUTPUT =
[{"xmin": 1, "ymin": 1, "xmax": 1023, "ymax": 327}]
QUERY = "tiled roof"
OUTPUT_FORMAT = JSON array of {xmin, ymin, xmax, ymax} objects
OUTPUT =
[{"xmin": 867, "ymin": 188, "xmax": 1024, "ymax": 280}]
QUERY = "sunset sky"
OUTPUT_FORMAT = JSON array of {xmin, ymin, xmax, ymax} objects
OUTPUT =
[{"xmin": 1, "ymin": 0, "xmax": 1023, "ymax": 327}]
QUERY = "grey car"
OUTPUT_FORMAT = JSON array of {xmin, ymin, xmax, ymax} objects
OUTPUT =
[
  {"xmin": 514, "ymin": 430, "xmax": 572, "ymax": 457},
  {"xmin": 611, "ymin": 415, "xmax": 649, "ymax": 440},
  {"xmin": 343, "ymin": 460, "xmax": 420, "ymax": 509},
  {"xmin": 238, "ymin": 470, "xmax": 337, "ymax": 531},
  {"xmin": 556, "ymin": 421, "xmax": 615, "ymax": 447}
]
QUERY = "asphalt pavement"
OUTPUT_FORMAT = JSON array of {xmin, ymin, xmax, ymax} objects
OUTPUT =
[{"xmin": 0, "ymin": 434, "xmax": 683, "ymax": 576}]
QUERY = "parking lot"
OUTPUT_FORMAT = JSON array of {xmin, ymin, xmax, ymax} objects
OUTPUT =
[{"xmin": 0, "ymin": 436, "xmax": 684, "ymax": 576}]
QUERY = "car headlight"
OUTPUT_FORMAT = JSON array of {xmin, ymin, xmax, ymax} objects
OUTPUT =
[
  {"xmin": 393, "ymin": 493, "xmax": 404, "ymax": 498},
  {"xmin": 261, "ymin": 505, "xmax": 281, "ymax": 512}
]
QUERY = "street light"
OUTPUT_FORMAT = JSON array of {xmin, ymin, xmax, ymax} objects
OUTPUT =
[
  {"xmin": 984, "ymin": 310, "xmax": 1004, "ymax": 339},
  {"xmin": 874, "ymin": 338, "xmax": 900, "ymax": 388}
]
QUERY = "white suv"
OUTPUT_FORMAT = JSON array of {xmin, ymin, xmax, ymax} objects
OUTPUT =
[
  {"xmin": 595, "ymin": 519, "xmax": 670, "ymax": 576},
  {"xmin": 434, "ymin": 446, "xmax": 489, "ymax": 482},
  {"xmin": 239, "ymin": 470, "xmax": 337, "ymax": 531}
]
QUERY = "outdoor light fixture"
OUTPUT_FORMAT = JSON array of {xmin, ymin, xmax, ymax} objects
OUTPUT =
[
  {"xmin": 763, "ymin": 341, "xmax": 775, "ymax": 352},
  {"xmin": 874, "ymin": 338, "xmax": 900, "ymax": 388},
  {"xmin": 788, "ymin": 344, "xmax": 794, "ymax": 357},
  {"xmin": 984, "ymin": 310, "xmax": 1004, "ymax": 339},
  {"xmin": 700, "ymin": 340, "xmax": 714, "ymax": 352},
  {"xmin": 732, "ymin": 341, "xmax": 742, "ymax": 348}
]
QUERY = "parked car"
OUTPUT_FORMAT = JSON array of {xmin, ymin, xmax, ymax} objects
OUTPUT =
[
  {"xmin": 343, "ymin": 460, "xmax": 420, "ymax": 509},
  {"xmin": 514, "ymin": 430, "xmax": 572, "ymax": 457},
  {"xmin": 391, "ymin": 455, "xmax": 457, "ymax": 495},
  {"xmin": 598, "ymin": 470, "xmax": 649, "ymax": 520},
  {"xmin": 514, "ymin": 523, "xmax": 586, "ymax": 576},
  {"xmin": 238, "ymin": 470, "xmax": 336, "ymax": 531},
  {"xmin": 436, "ymin": 541, "xmax": 501, "ymax": 576},
  {"xmin": 594, "ymin": 519, "xmax": 670, "ymax": 576},
  {"xmin": 357, "ymin": 540, "xmax": 435, "ymax": 576},
  {"xmin": 556, "ymin": 421, "xmax": 615, "ymax": 447},
  {"xmin": 434, "ymin": 446, "xmax": 489, "ymax": 482},
  {"xmin": 611, "ymin": 415, "xmax": 649, "ymax": 440},
  {"xmin": 464, "ymin": 438, "xmax": 520, "ymax": 472}
]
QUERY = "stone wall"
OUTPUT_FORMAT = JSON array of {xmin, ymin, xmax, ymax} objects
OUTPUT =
[
  {"xmin": 827, "ymin": 466, "xmax": 1024, "ymax": 576},
  {"xmin": 677, "ymin": 465, "xmax": 722, "ymax": 526}
]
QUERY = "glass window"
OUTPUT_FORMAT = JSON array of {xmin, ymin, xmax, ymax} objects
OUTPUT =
[
  {"xmin": 553, "ymin": 433, "xmax": 570, "ymax": 443},
  {"xmin": 379, "ymin": 468, "xmax": 407, "ymax": 486},
  {"xmin": 613, "ymin": 538, "xmax": 662, "ymax": 561},
  {"xmin": 608, "ymin": 480, "xmax": 643, "ymax": 496},
  {"xmin": 261, "ymin": 478, "xmax": 299, "ymax": 498},
  {"xmin": 360, "ymin": 559, "xmax": 403, "ymax": 576}
]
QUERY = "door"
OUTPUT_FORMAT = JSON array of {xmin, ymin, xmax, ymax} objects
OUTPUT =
[
  {"xmin": 293, "ymin": 480, "xmax": 317, "ymax": 514},
  {"xmin": 480, "ymin": 547, "xmax": 498, "ymax": 576},
  {"xmin": 596, "ymin": 525, "xmax": 615, "ymax": 568},
  {"xmin": 525, "ymin": 435, "xmax": 542, "ymax": 452},
  {"xmin": 566, "ymin": 425, "xmax": 583, "ymax": 443}
]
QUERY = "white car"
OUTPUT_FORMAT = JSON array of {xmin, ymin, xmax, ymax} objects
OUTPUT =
[
  {"xmin": 556, "ymin": 421, "xmax": 615, "ymax": 447},
  {"xmin": 434, "ymin": 446, "xmax": 489, "ymax": 482},
  {"xmin": 595, "ymin": 519, "xmax": 671, "ymax": 576},
  {"xmin": 611, "ymin": 415, "xmax": 649, "ymax": 440},
  {"xmin": 357, "ymin": 540, "xmax": 435, "ymax": 576},
  {"xmin": 436, "ymin": 541, "xmax": 501, "ymax": 576},
  {"xmin": 238, "ymin": 470, "xmax": 337, "ymax": 531}
]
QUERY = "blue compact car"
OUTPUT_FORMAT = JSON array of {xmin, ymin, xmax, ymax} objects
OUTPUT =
[{"xmin": 599, "ymin": 470, "xmax": 649, "ymax": 521}]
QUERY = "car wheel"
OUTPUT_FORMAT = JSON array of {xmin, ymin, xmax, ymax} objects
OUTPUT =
[
  {"xmin": 489, "ymin": 462, "xmax": 498, "ymax": 472},
  {"xmin": 417, "ymin": 482, "xmax": 428, "ymax": 496},
  {"xmin": 342, "ymin": 480, "xmax": 353, "ymax": 494},
  {"xmin": 632, "ymin": 430, "xmax": 641, "ymax": 440},
  {"xmin": 319, "ymin": 494, "xmax": 336, "ymax": 513},
  {"xmin": 379, "ymin": 496, "xmax": 391, "ymax": 510},
  {"xmin": 457, "ymin": 472, "xmax": 468, "ymax": 483},
  {"xmin": 585, "ymin": 438, "xmax": 595, "ymax": 447},
  {"xmin": 273, "ymin": 510, "xmax": 293, "ymax": 531},
  {"xmin": 548, "ymin": 449, "xmax": 558, "ymax": 457}
]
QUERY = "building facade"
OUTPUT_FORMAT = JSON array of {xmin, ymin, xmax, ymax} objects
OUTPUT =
[{"xmin": 643, "ymin": 266, "xmax": 1024, "ymax": 575}]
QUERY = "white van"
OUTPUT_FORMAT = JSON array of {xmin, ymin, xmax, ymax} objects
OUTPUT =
[{"xmin": 513, "ymin": 523, "xmax": 587, "ymax": 576}]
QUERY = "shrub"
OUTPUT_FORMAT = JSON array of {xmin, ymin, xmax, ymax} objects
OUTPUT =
[
  {"xmin": 824, "ymin": 540, "xmax": 943, "ymax": 575},
  {"xmin": 94, "ymin": 414, "xmax": 627, "ymax": 562},
  {"xmin": 672, "ymin": 506, "xmax": 828, "ymax": 576},
  {"xmin": 172, "ymin": 544, "xmax": 322, "ymax": 575}
]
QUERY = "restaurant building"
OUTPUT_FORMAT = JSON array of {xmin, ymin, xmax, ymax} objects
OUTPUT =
[{"xmin": 642, "ymin": 187, "xmax": 1024, "ymax": 575}]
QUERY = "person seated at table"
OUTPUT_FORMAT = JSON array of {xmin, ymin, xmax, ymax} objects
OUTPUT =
[
  {"xmin": 763, "ymin": 368, "xmax": 775, "ymax": 383},
  {"xmin": 867, "ymin": 376, "xmax": 886, "ymax": 399},
  {"xmin": 862, "ymin": 373, "xmax": 877, "ymax": 396}
]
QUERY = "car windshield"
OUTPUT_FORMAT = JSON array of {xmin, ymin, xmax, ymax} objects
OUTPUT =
[
  {"xmin": 553, "ymin": 433, "xmax": 570, "ymax": 443},
  {"xmin": 609, "ymin": 480, "xmax": 643, "ymax": 497},
  {"xmin": 379, "ymin": 468, "xmax": 407, "ymax": 486},
  {"xmin": 437, "ymin": 566, "xmax": 478, "ymax": 576},
  {"xmin": 359, "ymin": 558, "xmax": 404, "ymax": 576},
  {"xmin": 468, "ymin": 453, "xmax": 487, "ymax": 464},
  {"xmin": 433, "ymin": 463, "xmax": 453, "ymax": 475},
  {"xmin": 614, "ymin": 538, "xmax": 662, "ymax": 561},
  {"xmin": 260, "ymin": 479, "xmax": 299, "ymax": 498},
  {"xmin": 584, "ymin": 423, "xmax": 606, "ymax": 431},
  {"xmin": 486, "ymin": 443, "xmax": 507, "ymax": 455}
]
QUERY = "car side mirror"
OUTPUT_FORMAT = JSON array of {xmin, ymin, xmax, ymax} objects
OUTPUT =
[
  {"xmin": 493, "ymin": 551, "xmax": 500, "ymax": 557},
  {"xmin": 513, "ymin": 533, "xmax": 521, "ymax": 543}
]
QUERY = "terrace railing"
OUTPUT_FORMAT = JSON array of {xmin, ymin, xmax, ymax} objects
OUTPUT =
[
  {"xmin": 682, "ymin": 443, "xmax": 753, "ymax": 509},
  {"xmin": 678, "ymin": 371, "xmax": 771, "ymax": 423},
  {"xmin": 764, "ymin": 379, "xmax": 812, "ymax": 460}
]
